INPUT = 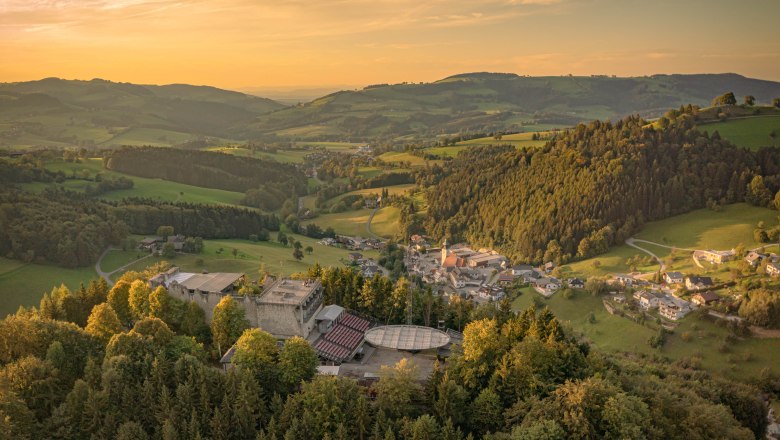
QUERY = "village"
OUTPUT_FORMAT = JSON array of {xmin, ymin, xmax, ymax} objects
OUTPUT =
[{"xmin": 405, "ymin": 235, "xmax": 780, "ymax": 328}]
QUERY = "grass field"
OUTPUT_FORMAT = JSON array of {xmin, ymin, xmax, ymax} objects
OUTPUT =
[
  {"xmin": 633, "ymin": 203, "xmax": 776, "ymax": 250},
  {"xmin": 369, "ymin": 206, "xmax": 401, "ymax": 239},
  {"xmin": 325, "ymin": 184, "xmax": 416, "ymax": 207},
  {"xmin": 565, "ymin": 203, "xmax": 777, "ymax": 279},
  {"xmin": 377, "ymin": 151, "xmax": 430, "ymax": 167},
  {"xmin": 454, "ymin": 131, "xmax": 548, "ymax": 148},
  {"xmin": 302, "ymin": 210, "xmax": 374, "ymax": 237},
  {"xmin": 0, "ymin": 257, "xmax": 99, "ymax": 318},
  {"xmin": 27, "ymin": 158, "xmax": 246, "ymax": 206},
  {"xmin": 512, "ymin": 286, "xmax": 780, "ymax": 379},
  {"xmin": 697, "ymin": 115, "xmax": 780, "ymax": 150},
  {"xmin": 113, "ymin": 233, "xmax": 379, "ymax": 281}
]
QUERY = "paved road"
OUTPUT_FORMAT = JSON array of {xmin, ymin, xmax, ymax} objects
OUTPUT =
[
  {"xmin": 95, "ymin": 248, "xmax": 114, "ymax": 285},
  {"xmin": 624, "ymin": 238, "xmax": 666, "ymax": 273},
  {"xmin": 95, "ymin": 247, "xmax": 154, "ymax": 287}
]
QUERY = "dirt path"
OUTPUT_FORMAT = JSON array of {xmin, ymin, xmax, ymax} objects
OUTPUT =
[{"xmin": 366, "ymin": 206, "xmax": 382, "ymax": 239}]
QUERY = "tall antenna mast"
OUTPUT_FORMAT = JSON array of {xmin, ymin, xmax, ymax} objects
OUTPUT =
[{"xmin": 406, "ymin": 283, "xmax": 413, "ymax": 325}]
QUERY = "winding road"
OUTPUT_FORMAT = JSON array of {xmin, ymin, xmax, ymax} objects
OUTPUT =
[
  {"xmin": 625, "ymin": 238, "xmax": 707, "ymax": 270},
  {"xmin": 95, "ymin": 248, "xmax": 154, "ymax": 287}
]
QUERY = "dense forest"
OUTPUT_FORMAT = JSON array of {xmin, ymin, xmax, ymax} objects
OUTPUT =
[
  {"xmin": 0, "ymin": 157, "xmax": 281, "ymax": 267},
  {"xmin": 426, "ymin": 116, "xmax": 780, "ymax": 263},
  {"xmin": 105, "ymin": 147, "xmax": 308, "ymax": 210},
  {"xmin": 0, "ymin": 265, "xmax": 771, "ymax": 439},
  {"xmin": 112, "ymin": 198, "xmax": 280, "ymax": 239},
  {"xmin": 0, "ymin": 188, "xmax": 127, "ymax": 267}
]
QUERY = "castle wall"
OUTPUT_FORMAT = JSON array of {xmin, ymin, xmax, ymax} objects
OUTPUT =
[{"xmin": 167, "ymin": 283, "xmax": 321, "ymax": 339}]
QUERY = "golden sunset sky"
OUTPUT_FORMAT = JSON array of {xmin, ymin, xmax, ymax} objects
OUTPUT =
[{"xmin": 1, "ymin": 0, "xmax": 779, "ymax": 90}]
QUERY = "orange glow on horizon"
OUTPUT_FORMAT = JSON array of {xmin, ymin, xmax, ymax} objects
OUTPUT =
[{"xmin": 1, "ymin": 0, "xmax": 779, "ymax": 90}]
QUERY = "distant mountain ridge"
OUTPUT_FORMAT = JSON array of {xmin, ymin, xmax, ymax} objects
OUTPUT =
[
  {"xmin": 2, "ymin": 73, "xmax": 780, "ymax": 146},
  {"xmin": 240, "ymin": 72, "xmax": 780, "ymax": 141},
  {"xmin": 0, "ymin": 77, "xmax": 284, "ymax": 147}
]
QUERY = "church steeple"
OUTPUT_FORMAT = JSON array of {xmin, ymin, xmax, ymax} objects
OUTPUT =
[{"xmin": 441, "ymin": 238, "xmax": 449, "ymax": 266}]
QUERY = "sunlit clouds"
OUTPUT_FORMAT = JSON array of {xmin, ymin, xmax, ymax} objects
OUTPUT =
[{"xmin": 1, "ymin": 0, "xmax": 778, "ymax": 89}]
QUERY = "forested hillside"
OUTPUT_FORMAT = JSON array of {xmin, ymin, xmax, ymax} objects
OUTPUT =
[
  {"xmin": 106, "ymin": 147, "xmax": 307, "ymax": 210},
  {"xmin": 0, "ymin": 189, "xmax": 127, "ymax": 268},
  {"xmin": 0, "ymin": 78, "xmax": 284, "ymax": 147},
  {"xmin": 4, "ymin": 74, "xmax": 780, "ymax": 146},
  {"xmin": 241, "ymin": 73, "xmax": 780, "ymax": 140},
  {"xmin": 0, "ymin": 267, "xmax": 769, "ymax": 439},
  {"xmin": 426, "ymin": 115, "xmax": 780, "ymax": 263}
]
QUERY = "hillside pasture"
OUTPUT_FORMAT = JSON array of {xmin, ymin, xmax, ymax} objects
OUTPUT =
[
  {"xmin": 697, "ymin": 115, "xmax": 780, "ymax": 150},
  {"xmin": 112, "ymin": 233, "xmax": 379, "ymax": 281},
  {"xmin": 0, "ymin": 257, "xmax": 98, "ymax": 318},
  {"xmin": 28, "ymin": 158, "xmax": 246, "ymax": 206}
]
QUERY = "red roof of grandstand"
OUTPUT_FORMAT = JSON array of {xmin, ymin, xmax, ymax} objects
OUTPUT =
[{"xmin": 313, "ymin": 311, "xmax": 371, "ymax": 362}]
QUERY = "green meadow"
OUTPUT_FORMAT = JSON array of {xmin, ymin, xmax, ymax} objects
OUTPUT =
[
  {"xmin": 697, "ymin": 115, "xmax": 780, "ymax": 150},
  {"xmin": 0, "ymin": 257, "xmax": 99, "ymax": 318},
  {"xmin": 512, "ymin": 286, "xmax": 780, "ymax": 380},
  {"xmin": 112, "ymin": 233, "xmax": 380, "ymax": 282},
  {"xmin": 25, "ymin": 158, "xmax": 246, "ymax": 206}
]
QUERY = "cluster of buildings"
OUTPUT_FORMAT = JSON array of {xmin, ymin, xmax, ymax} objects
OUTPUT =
[
  {"xmin": 347, "ymin": 252, "xmax": 386, "ymax": 278},
  {"xmin": 139, "ymin": 234, "xmax": 188, "ymax": 253},
  {"xmin": 745, "ymin": 250, "xmax": 780, "ymax": 276},
  {"xmin": 319, "ymin": 235, "xmax": 386, "ymax": 251},
  {"xmin": 633, "ymin": 290, "xmax": 693, "ymax": 320},
  {"xmin": 407, "ymin": 240, "xmax": 512, "ymax": 302}
]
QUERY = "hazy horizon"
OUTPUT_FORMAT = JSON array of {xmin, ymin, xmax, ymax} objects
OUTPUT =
[{"xmin": 2, "ymin": 0, "xmax": 779, "ymax": 89}]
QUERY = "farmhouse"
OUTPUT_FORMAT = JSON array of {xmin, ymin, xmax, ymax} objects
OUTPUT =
[
  {"xmin": 766, "ymin": 262, "xmax": 780, "ymax": 277},
  {"xmin": 685, "ymin": 276, "xmax": 714, "ymax": 291},
  {"xmin": 663, "ymin": 271, "xmax": 684, "ymax": 285},
  {"xmin": 698, "ymin": 249, "xmax": 735, "ymax": 265},
  {"xmin": 140, "ymin": 236, "xmax": 163, "ymax": 250},
  {"xmin": 691, "ymin": 291, "xmax": 720, "ymax": 306},
  {"xmin": 567, "ymin": 278, "xmax": 585, "ymax": 289},
  {"xmin": 533, "ymin": 277, "xmax": 560, "ymax": 296}
]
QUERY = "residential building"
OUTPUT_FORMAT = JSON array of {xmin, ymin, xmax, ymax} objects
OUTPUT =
[
  {"xmin": 658, "ymin": 298, "xmax": 690, "ymax": 320},
  {"xmin": 533, "ymin": 277, "xmax": 560, "ymax": 296},
  {"xmin": 663, "ymin": 271, "xmax": 684, "ymax": 285},
  {"xmin": 635, "ymin": 290, "xmax": 660, "ymax": 310},
  {"xmin": 698, "ymin": 249, "xmax": 735, "ymax": 265},
  {"xmin": 744, "ymin": 251, "xmax": 767, "ymax": 268},
  {"xmin": 567, "ymin": 278, "xmax": 585, "ymax": 289},
  {"xmin": 685, "ymin": 276, "xmax": 714, "ymax": 291},
  {"xmin": 614, "ymin": 274, "xmax": 634, "ymax": 287},
  {"xmin": 767, "ymin": 262, "xmax": 780, "ymax": 277},
  {"xmin": 691, "ymin": 291, "xmax": 720, "ymax": 306}
]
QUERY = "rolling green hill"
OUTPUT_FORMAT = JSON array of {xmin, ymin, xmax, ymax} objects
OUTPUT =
[
  {"xmin": 3, "ymin": 73, "xmax": 780, "ymax": 146},
  {"xmin": 0, "ymin": 77, "xmax": 285, "ymax": 148},
  {"xmin": 241, "ymin": 72, "xmax": 780, "ymax": 140}
]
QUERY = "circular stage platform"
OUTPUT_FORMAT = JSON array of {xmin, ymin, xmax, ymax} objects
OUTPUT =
[{"xmin": 364, "ymin": 325, "xmax": 451, "ymax": 351}]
